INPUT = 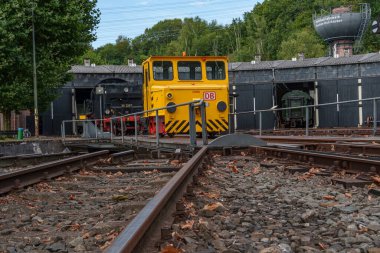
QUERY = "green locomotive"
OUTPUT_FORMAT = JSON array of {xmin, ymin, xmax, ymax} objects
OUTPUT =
[{"xmin": 281, "ymin": 90, "xmax": 313, "ymax": 128}]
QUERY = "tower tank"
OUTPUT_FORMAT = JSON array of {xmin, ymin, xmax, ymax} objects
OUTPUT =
[{"xmin": 313, "ymin": 4, "xmax": 371, "ymax": 58}]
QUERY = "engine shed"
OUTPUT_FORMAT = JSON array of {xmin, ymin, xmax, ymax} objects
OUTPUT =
[
  {"xmin": 229, "ymin": 53, "xmax": 380, "ymax": 131},
  {"xmin": 38, "ymin": 64, "xmax": 143, "ymax": 135},
  {"xmin": 27, "ymin": 53, "xmax": 380, "ymax": 136}
]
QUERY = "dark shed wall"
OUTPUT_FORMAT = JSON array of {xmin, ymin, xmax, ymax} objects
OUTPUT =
[
  {"xmin": 362, "ymin": 77, "xmax": 380, "ymax": 123},
  {"xmin": 255, "ymin": 84, "xmax": 275, "ymax": 130},
  {"xmin": 317, "ymin": 66, "xmax": 337, "ymax": 80},
  {"xmin": 317, "ymin": 81, "xmax": 338, "ymax": 127},
  {"xmin": 233, "ymin": 83, "xmax": 275, "ymax": 130},
  {"xmin": 275, "ymin": 67, "xmax": 315, "ymax": 82},
  {"xmin": 361, "ymin": 63, "xmax": 380, "ymax": 77},
  {"xmin": 235, "ymin": 84, "xmax": 255, "ymax": 130},
  {"xmin": 41, "ymin": 88, "xmax": 73, "ymax": 135},
  {"xmin": 233, "ymin": 70, "xmax": 272, "ymax": 84},
  {"xmin": 72, "ymin": 73, "xmax": 143, "ymax": 88},
  {"xmin": 337, "ymin": 80, "xmax": 358, "ymax": 127}
]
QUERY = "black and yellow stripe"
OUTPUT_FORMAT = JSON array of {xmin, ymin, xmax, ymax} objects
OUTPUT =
[
  {"xmin": 165, "ymin": 118, "xmax": 228, "ymax": 134},
  {"xmin": 178, "ymin": 121, "xmax": 189, "ymax": 134}
]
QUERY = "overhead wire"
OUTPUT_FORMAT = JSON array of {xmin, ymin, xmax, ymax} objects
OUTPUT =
[
  {"xmin": 93, "ymin": 0, "xmax": 254, "ymax": 46},
  {"xmin": 98, "ymin": 0, "xmax": 250, "ymax": 12},
  {"xmin": 99, "ymin": 5, "xmax": 252, "ymax": 25}
]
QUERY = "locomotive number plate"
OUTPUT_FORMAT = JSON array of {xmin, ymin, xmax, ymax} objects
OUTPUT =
[{"xmin": 203, "ymin": 92, "xmax": 216, "ymax": 101}]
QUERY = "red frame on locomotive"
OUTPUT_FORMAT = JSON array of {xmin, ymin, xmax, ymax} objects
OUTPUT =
[{"xmin": 96, "ymin": 115, "xmax": 143, "ymax": 135}]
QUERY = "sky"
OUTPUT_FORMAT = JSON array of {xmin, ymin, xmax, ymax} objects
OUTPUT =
[{"xmin": 93, "ymin": 0, "xmax": 261, "ymax": 48}]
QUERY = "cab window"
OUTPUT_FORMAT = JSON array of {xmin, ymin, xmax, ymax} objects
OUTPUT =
[
  {"xmin": 178, "ymin": 61, "xmax": 202, "ymax": 80},
  {"xmin": 153, "ymin": 61, "xmax": 173, "ymax": 80},
  {"xmin": 206, "ymin": 61, "xmax": 226, "ymax": 80}
]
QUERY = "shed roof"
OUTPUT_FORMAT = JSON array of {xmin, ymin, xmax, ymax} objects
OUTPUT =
[
  {"xmin": 69, "ymin": 65, "xmax": 142, "ymax": 74},
  {"xmin": 231, "ymin": 53, "xmax": 380, "ymax": 71},
  {"xmin": 69, "ymin": 53, "xmax": 380, "ymax": 74}
]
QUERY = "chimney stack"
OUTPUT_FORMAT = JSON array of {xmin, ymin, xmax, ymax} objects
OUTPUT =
[
  {"xmin": 128, "ymin": 59, "xmax": 136, "ymax": 67},
  {"xmin": 255, "ymin": 54, "xmax": 262, "ymax": 63},
  {"xmin": 298, "ymin": 52, "xmax": 305, "ymax": 61},
  {"xmin": 84, "ymin": 59, "xmax": 91, "ymax": 67}
]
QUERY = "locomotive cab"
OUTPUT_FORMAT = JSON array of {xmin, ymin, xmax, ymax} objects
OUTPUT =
[{"xmin": 142, "ymin": 56, "xmax": 229, "ymax": 137}]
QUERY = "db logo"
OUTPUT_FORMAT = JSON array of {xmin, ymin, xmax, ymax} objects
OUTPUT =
[{"xmin": 203, "ymin": 92, "xmax": 216, "ymax": 101}]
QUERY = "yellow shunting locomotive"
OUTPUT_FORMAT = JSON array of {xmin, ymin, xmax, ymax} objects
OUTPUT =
[{"xmin": 142, "ymin": 56, "xmax": 229, "ymax": 137}]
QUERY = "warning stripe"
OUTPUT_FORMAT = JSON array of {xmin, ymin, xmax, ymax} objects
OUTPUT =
[
  {"xmin": 175, "ymin": 120, "xmax": 186, "ymax": 131},
  {"xmin": 165, "ymin": 121, "xmax": 172, "ymax": 128},
  {"xmin": 222, "ymin": 119, "xmax": 229, "ymax": 127},
  {"xmin": 166, "ymin": 120, "xmax": 180, "ymax": 133},
  {"xmin": 206, "ymin": 122, "xmax": 214, "ymax": 131},
  {"xmin": 179, "ymin": 122, "xmax": 189, "ymax": 134},
  {"xmin": 209, "ymin": 120, "xmax": 220, "ymax": 130},
  {"xmin": 215, "ymin": 119, "xmax": 228, "ymax": 131},
  {"xmin": 196, "ymin": 121, "xmax": 202, "ymax": 129}
]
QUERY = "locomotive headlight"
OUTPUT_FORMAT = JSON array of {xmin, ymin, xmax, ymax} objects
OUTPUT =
[
  {"xmin": 217, "ymin": 101, "xmax": 227, "ymax": 112},
  {"xmin": 105, "ymin": 109, "xmax": 111, "ymax": 115},
  {"xmin": 166, "ymin": 102, "xmax": 176, "ymax": 113},
  {"xmin": 124, "ymin": 87, "xmax": 129, "ymax": 93},
  {"xmin": 166, "ymin": 92, "xmax": 173, "ymax": 100}
]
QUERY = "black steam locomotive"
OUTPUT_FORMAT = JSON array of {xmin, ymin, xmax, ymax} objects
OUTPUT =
[{"xmin": 80, "ymin": 79, "xmax": 143, "ymax": 134}]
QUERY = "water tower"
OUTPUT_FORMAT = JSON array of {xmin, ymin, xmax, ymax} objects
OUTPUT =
[{"xmin": 313, "ymin": 4, "xmax": 371, "ymax": 58}]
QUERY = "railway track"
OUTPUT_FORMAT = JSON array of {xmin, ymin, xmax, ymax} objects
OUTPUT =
[
  {"xmin": 245, "ymin": 127, "xmax": 377, "ymax": 137},
  {"xmin": 0, "ymin": 152, "xmax": 78, "ymax": 170},
  {"xmin": 158, "ymin": 150, "xmax": 380, "ymax": 252},
  {"xmin": 0, "ymin": 149, "xmax": 185, "ymax": 252},
  {"xmin": 105, "ymin": 145, "xmax": 380, "ymax": 252},
  {"xmin": 252, "ymin": 145, "xmax": 380, "ymax": 173},
  {"xmin": 1, "ymin": 143, "xmax": 379, "ymax": 252},
  {"xmin": 258, "ymin": 135, "xmax": 380, "ymax": 145}
]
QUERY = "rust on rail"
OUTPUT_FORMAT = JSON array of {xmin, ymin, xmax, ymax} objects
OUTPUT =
[
  {"xmin": 0, "ymin": 150, "xmax": 109, "ymax": 195},
  {"xmin": 106, "ymin": 146, "xmax": 208, "ymax": 253}
]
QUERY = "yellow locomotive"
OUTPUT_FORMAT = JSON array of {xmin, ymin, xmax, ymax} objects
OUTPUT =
[{"xmin": 142, "ymin": 56, "xmax": 229, "ymax": 137}]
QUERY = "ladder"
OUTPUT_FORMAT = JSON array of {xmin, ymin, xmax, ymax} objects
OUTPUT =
[{"xmin": 354, "ymin": 3, "xmax": 371, "ymax": 53}]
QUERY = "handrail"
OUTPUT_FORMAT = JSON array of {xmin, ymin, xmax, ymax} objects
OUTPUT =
[
  {"xmin": 61, "ymin": 100, "xmax": 208, "ymax": 150},
  {"xmin": 233, "ymin": 97, "xmax": 380, "ymax": 115},
  {"xmin": 230, "ymin": 96, "xmax": 380, "ymax": 136},
  {"xmin": 62, "ymin": 100, "xmax": 203, "ymax": 124}
]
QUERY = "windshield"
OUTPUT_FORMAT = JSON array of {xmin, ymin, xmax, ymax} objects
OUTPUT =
[{"xmin": 178, "ymin": 61, "xmax": 202, "ymax": 80}]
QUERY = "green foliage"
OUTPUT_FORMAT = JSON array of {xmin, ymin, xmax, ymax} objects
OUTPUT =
[
  {"xmin": 0, "ymin": 0, "xmax": 99, "ymax": 115},
  {"xmin": 278, "ymin": 29, "xmax": 326, "ymax": 59},
  {"xmin": 87, "ymin": 0, "xmax": 380, "ymax": 64}
]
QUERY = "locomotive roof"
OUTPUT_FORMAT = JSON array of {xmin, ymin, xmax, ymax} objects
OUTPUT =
[{"xmin": 143, "ymin": 55, "xmax": 228, "ymax": 63}]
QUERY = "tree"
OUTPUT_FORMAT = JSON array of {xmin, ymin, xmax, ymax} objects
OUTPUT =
[
  {"xmin": 83, "ymin": 0, "xmax": 380, "ymax": 65},
  {"xmin": 77, "ymin": 48, "xmax": 107, "ymax": 66},
  {"xmin": 278, "ymin": 29, "xmax": 326, "ymax": 59},
  {"xmin": 0, "ymin": 0, "xmax": 100, "ymax": 130}
]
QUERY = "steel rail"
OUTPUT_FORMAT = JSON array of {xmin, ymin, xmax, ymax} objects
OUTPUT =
[
  {"xmin": 0, "ymin": 150, "xmax": 109, "ymax": 195},
  {"xmin": 0, "ymin": 152, "xmax": 77, "ymax": 168},
  {"xmin": 251, "ymin": 146, "xmax": 380, "ymax": 172},
  {"xmin": 106, "ymin": 146, "xmax": 208, "ymax": 253},
  {"xmin": 300, "ymin": 142, "xmax": 380, "ymax": 156},
  {"xmin": 258, "ymin": 136, "xmax": 377, "ymax": 144}
]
